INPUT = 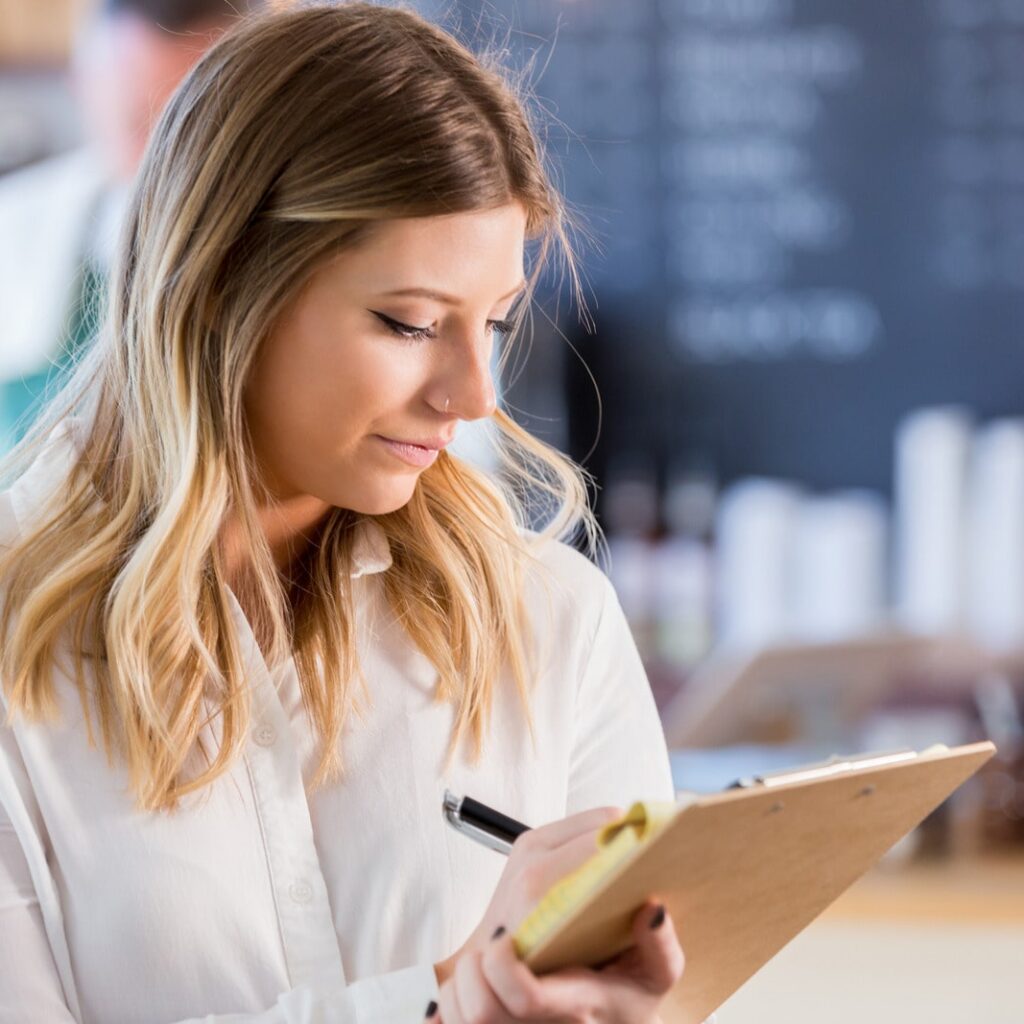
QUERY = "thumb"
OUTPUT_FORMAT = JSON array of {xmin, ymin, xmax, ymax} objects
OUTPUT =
[{"xmin": 620, "ymin": 899, "xmax": 686, "ymax": 995}]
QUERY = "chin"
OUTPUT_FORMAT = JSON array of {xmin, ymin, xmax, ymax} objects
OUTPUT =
[{"xmin": 347, "ymin": 481, "xmax": 419, "ymax": 516}]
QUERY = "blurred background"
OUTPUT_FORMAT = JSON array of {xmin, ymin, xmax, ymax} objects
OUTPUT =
[{"xmin": 1, "ymin": 0, "xmax": 1022, "ymax": 1020}]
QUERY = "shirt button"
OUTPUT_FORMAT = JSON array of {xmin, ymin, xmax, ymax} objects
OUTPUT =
[
  {"xmin": 252, "ymin": 723, "xmax": 277, "ymax": 747},
  {"xmin": 289, "ymin": 880, "xmax": 313, "ymax": 904}
]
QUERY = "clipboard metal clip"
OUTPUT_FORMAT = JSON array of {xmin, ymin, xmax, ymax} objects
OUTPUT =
[{"xmin": 727, "ymin": 747, "xmax": 931, "ymax": 790}]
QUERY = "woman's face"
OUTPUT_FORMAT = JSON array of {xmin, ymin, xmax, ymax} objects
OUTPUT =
[{"xmin": 243, "ymin": 203, "xmax": 528, "ymax": 518}]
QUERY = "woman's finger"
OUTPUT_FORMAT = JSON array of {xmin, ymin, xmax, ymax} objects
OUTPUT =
[
  {"xmin": 516, "ymin": 827, "xmax": 608, "ymax": 907},
  {"xmin": 435, "ymin": 972, "xmax": 466, "ymax": 1024},
  {"xmin": 631, "ymin": 899, "xmax": 686, "ymax": 995},
  {"xmin": 514, "ymin": 805, "xmax": 622, "ymax": 852},
  {"xmin": 452, "ymin": 948, "xmax": 517, "ymax": 1024},
  {"xmin": 602, "ymin": 899, "xmax": 686, "ymax": 996},
  {"xmin": 481, "ymin": 930, "xmax": 605, "ymax": 1021}
]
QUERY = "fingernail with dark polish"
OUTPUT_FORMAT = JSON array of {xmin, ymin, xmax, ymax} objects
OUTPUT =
[
  {"xmin": 491, "ymin": 925, "xmax": 506, "ymax": 940},
  {"xmin": 649, "ymin": 904, "xmax": 666, "ymax": 930},
  {"xmin": 424, "ymin": 999, "xmax": 438, "ymax": 1018}
]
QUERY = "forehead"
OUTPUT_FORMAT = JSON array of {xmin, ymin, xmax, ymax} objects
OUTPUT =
[{"xmin": 337, "ymin": 205, "xmax": 528, "ymax": 296}]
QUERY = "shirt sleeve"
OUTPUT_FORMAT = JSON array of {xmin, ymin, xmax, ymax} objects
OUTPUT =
[{"xmin": 565, "ymin": 572, "xmax": 676, "ymax": 816}]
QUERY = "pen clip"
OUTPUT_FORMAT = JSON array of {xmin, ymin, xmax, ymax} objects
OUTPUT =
[{"xmin": 442, "ymin": 789, "xmax": 515, "ymax": 855}]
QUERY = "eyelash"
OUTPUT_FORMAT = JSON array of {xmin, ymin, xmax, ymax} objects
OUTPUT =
[{"xmin": 372, "ymin": 312, "xmax": 516, "ymax": 343}]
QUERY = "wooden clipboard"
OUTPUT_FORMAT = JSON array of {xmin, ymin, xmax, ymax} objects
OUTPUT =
[{"xmin": 520, "ymin": 741, "xmax": 996, "ymax": 1024}]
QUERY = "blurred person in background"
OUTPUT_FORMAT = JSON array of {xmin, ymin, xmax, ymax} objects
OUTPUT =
[{"xmin": 0, "ymin": 0, "xmax": 260, "ymax": 451}]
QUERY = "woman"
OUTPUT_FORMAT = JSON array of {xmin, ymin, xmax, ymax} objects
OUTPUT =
[{"xmin": 0, "ymin": 4, "xmax": 691, "ymax": 1022}]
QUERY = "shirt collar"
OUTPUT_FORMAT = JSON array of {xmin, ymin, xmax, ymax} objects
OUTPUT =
[
  {"xmin": 349, "ymin": 518, "xmax": 392, "ymax": 578},
  {"xmin": 8, "ymin": 416, "xmax": 393, "ymax": 580}
]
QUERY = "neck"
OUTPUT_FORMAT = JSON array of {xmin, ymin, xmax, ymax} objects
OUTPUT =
[{"xmin": 218, "ymin": 493, "xmax": 332, "ymax": 587}]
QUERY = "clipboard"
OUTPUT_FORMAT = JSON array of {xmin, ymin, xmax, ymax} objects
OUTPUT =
[{"xmin": 516, "ymin": 741, "xmax": 996, "ymax": 1024}]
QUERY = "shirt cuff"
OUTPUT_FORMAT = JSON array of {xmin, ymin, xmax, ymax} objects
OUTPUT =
[{"xmin": 347, "ymin": 963, "xmax": 441, "ymax": 1024}]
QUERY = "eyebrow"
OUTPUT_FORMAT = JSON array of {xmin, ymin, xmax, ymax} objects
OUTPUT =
[{"xmin": 378, "ymin": 280, "xmax": 528, "ymax": 306}]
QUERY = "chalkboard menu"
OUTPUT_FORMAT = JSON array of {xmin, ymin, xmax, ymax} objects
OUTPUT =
[{"xmin": 447, "ymin": 0, "xmax": 1024, "ymax": 501}]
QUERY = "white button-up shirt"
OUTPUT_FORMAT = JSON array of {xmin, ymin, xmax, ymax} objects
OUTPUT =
[{"xmin": 0, "ymin": 418, "xmax": 676, "ymax": 1023}]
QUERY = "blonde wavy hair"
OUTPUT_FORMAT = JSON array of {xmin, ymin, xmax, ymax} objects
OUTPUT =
[{"xmin": 0, "ymin": 1, "xmax": 602, "ymax": 814}]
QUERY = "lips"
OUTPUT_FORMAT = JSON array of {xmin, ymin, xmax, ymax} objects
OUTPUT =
[
  {"xmin": 381, "ymin": 436, "xmax": 451, "ymax": 451},
  {"xmin": 377, "ymin": 436, "xmax": 443, "ymax": 468}
]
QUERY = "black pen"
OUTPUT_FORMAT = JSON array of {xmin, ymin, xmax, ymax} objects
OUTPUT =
[{"xmin": 442, "ymin": 789, "xmax": 531, "ymax": 855}]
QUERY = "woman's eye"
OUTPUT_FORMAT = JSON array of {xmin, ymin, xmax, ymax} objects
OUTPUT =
[
  {"xmin": 371, "ymin": 311, "xmax": 516, "ymax": 342},
  {"xmin": 488, "ymin": 318, "xmax": 515, "ymax": 339},
  {"xmin": 372, "ymin": 312, "xmax": 435, "ymax": 341}
]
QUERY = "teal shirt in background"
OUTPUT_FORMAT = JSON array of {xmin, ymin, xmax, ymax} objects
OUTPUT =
[{"xmin": 0, "ymin": 259, "xmax": 105, "ymax": 454}]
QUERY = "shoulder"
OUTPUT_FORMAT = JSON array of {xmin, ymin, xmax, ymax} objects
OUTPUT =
[
  {"xmin": 0, "ymin": 417, "xmax": 86, "ymax": 550},
  {"xmin": 519, "ymin": 526, "xmax": 608, "ymax": 587},
  {"xmin": 0, "ymin": 490, "xmax": 19, "ymax": 551},
  {"xmin": 517, "ymin": 527, "xmax": 616, "ymax": 642}
]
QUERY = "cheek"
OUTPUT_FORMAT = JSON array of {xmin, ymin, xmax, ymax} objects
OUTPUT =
[{"xmin": 251, "ymin": 324, "xmax": 426, "ymax": 450}]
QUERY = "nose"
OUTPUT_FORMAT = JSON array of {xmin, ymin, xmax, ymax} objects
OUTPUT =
[{"xmin": 434, "ymin": 330, "xmax": 498, "ymax": 421}]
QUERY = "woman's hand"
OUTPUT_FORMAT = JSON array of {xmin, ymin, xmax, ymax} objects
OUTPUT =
[
  {"xmin": 435, "ymin": 805, "xmax": 627, "ymax": 986},
  {"xmin": 430, "ymin": 804, "xmax": 685, "ymax": 1021},
  {"xmin": 429, "ymin": 897, "xmax": 683, "ymax": 1022}
]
